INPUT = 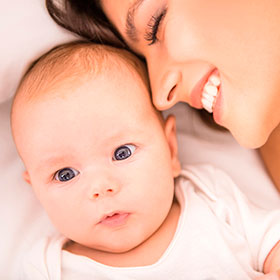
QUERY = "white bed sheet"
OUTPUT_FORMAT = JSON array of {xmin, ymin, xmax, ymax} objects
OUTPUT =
[{"xmin": 1, "ymin": 0, "xmax": 280, "ymax": 278}]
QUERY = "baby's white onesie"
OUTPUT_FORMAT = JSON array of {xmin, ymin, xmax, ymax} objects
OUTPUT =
[{"xmin": 21, "ymin": 165, "xmax": 280, "ymax": 280}]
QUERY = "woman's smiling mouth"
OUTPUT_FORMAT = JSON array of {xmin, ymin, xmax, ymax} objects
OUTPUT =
[
  {"xmin": 190, "ymin": 68, "xmax": 221, "ymax": 113},
  {"xmin": 201, "ymin": 70, "xmax": 221, "ymax": 113}
]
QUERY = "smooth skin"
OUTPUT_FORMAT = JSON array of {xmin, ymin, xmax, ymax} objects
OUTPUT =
[
  {"xmin": 12, "ymin": 58, "xmax": 181, "ymax": 267},
  {"xmin": 101, "ymin": 0, "xmax": 280, "ymax": 190}
]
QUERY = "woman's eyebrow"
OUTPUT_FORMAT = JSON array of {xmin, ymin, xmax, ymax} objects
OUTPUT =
[{"xmin": 125, "ymin": 0, "xmax": 145, "ymax": 42}]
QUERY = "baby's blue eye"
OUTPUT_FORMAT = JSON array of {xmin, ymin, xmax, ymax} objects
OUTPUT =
[
  {"xmin": 113, "ymin": 145, "xmax": 136, "ymax": 161},
  {"xmin": 54, "ymin": 167, "xmax": 79, "ymax": 182}
]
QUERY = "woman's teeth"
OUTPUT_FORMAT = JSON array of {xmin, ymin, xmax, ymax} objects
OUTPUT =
[{"xmin": 201, "ymin": 74, "xmax": 221, "ymax": 113}]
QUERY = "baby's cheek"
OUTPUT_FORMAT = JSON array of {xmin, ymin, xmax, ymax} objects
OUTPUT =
[{"xmin": 254, "ymin": 271, "xmax": 280, "ymax": 280}]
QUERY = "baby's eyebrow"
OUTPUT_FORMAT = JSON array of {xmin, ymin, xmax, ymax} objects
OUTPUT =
[
  {"xmin": 35, "ymin": 155, "xmax": 73, "ymax": 173},
  {"xmin": 125, "ymin": 0, "xmax": 145, "ymax": 42}
]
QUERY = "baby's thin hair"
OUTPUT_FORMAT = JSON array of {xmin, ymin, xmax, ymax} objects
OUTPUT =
[{"xmin": 14, "ymin": 41, "xmax": 147, "ymax": 104}]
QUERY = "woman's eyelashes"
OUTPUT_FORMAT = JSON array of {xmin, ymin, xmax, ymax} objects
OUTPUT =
[
  {"xmin": 144, "ymin": 7, "xmax": 167, "ymax": 45},
  {"xmin": 54, "ymin": 167, "xmax": 80, "ymax": 182},
  {"xmin": 113, "ymin": 144, "xmax": 136, "ymax": 161}
]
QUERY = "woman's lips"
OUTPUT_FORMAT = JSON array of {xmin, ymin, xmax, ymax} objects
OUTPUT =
[
  {"xmin": 99, "ymin": 212, "xmax": 130, "ymax": 227},
  {"xmin": 201, "ymin": 70, "xmax": 221, "ymax": 113},
  {"xmin": 212, "ymin": 84, "xmax": 223, "ymax": 125},
  {"xmin": 190, "ymin": 68, "xmax": 218, "ymax": 109},
  {"xmin": 189, "ymin": 68, "xmax": 223, "ymax": 124}
]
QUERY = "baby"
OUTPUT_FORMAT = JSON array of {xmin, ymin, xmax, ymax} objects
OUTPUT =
[{"xmin": 11, "ymin": 42, "xmax": 280, "ymax": 279}]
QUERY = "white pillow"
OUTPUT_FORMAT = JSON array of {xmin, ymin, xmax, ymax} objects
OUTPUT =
[
  {"xmin": 0, "ymin": 0, "xmax": 76, "ymax": 277},
  {"xmin": 0, "ymin": 0, "xmax": 77, "ymax": 103}
]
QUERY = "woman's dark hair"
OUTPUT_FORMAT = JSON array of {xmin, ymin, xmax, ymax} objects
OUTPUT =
[{"xmin": 45, "ymin": 0, "xmax": 127, "ymax": 49}]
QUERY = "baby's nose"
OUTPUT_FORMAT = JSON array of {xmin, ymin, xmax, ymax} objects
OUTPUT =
[{"xmin": 89, "ymin": 184, "xmax": 120, "ymax": 201}]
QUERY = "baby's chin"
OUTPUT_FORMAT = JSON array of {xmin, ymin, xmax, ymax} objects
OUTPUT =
[{"xmin": 90, "ymin": 237, "xmax": 146, "ymax": 254}]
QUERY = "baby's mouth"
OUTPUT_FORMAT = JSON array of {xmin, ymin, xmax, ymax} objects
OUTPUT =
[
  {"xmin": 99, "ymin": 212, "xmax": 130, "ymax": 226},
  {"xmin": 201, "ymin": 70, "xmax": 221, "ymax": 113}
]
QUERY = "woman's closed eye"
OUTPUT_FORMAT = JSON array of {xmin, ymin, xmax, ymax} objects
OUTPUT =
[
  {"xmin": 144, "ymin": 7, "xmax": 167, "ymax": 45},
  {"xmin": 113, "ymin": 144, "xmax": 136, "ymax": 161},
  {"xmin": 54, "ymin": 167, "xmax": 80, "ymax": 182}
]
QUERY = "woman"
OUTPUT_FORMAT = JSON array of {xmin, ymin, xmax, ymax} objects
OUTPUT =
[{"xmin": 46, "ymin": 0, "xmax": 280, "ymax": 190}]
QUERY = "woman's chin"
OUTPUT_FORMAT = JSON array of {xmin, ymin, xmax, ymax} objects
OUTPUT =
[{"xmin": 231, "ymin": 128, "xmax": 270, "ymax": 149}]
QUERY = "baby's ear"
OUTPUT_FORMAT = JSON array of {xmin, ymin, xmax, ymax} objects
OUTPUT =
[
  {"xmin": 164, "ymin": 115, "xmax": 181, "ymax": 177},
  {"xmin": 23, "ymin": 171, "xmax": 31, "ymax": 185}
]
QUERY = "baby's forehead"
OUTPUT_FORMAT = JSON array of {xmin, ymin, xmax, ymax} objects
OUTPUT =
[
  {"xmin": 11, "ymin": 43, "xmax": 159, "ymax": 138},
  {"xmin": 16, "ymin": 43, "xmax": 149, "ymax": 103},
  {"xmin": 11, "ymin": 44, "xmax": 162, "ymax": 160},
  {"xmin": 13, "ymin": 43, "xmax": 155, "ymax": 119}
]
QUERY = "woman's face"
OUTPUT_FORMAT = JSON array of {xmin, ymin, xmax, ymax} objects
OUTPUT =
[{"xmin": 102, "ymin": 0, "xmax": 280, "ymax": 148}]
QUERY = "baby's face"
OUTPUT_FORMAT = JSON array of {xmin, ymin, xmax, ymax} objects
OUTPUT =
[{"xmin": 16, "ymin": 62, "xmax": 180, "ymax": 253}]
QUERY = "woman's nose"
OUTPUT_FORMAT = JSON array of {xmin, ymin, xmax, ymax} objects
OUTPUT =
[{"xmin": 148, "ymin": 60, "xmax": 182, "ymax": 111}]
